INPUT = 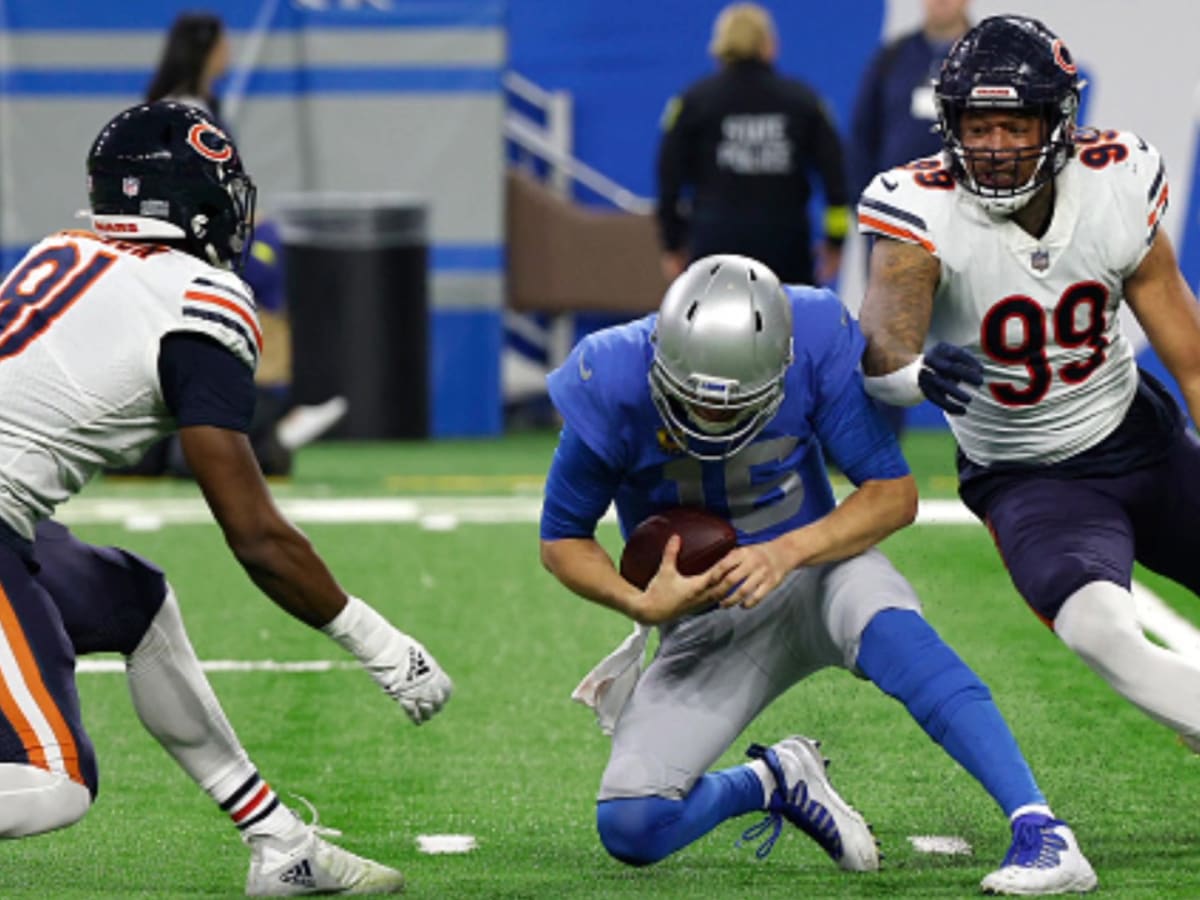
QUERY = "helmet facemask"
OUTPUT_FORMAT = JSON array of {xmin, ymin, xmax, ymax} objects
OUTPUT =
[
  {"xmin": 933, "ymin": 15, "xmax": 1083, "ymax": 217},
  {"xmin": 939, "ymin": 92, "xmax": 1078, "ymax": 216},
  {"xmin": 649, "ymin": 255, "xmax": 794, "ymax": 462}
]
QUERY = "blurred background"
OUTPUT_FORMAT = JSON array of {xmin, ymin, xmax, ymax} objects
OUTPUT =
[{"xmin": 2, "ymin": 0, "xmax": 1198, "ymax": 440}]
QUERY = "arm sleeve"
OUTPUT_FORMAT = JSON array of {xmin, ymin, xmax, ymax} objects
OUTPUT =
[
  {"xmin": 809, "ymin": 98, "xmax": 851, "ymax": 243},
  {"xmin": 540, "ymin": 423, "xmax": 624, "ymax": 540},
  {"xmin": 655, "ymin": 94, "xmax": 692, "ymax": 252},
  {"xmin": 847, "ymin": 51, "xmax": 886, "ymax": 203},
  {"xmin": 158, "ymin": 332, "xmax": 257, "ymax": 432}
]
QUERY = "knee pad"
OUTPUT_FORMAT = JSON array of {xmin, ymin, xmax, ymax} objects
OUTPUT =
[
  {"xmin": 857, "ymin": 608, "xmax": 991, "ymax": 741},
  {"xmin": 596, "ymin": 796, "xmax": 680, "ymax": 866},
  {"xmin": 0, "ymin": 764, "xmax": 91, "ymax": 838}
]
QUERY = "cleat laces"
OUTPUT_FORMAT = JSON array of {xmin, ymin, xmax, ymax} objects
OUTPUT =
[{"xmin": 737, "ymin": 743, "xmax": 843, "ymax": 861}]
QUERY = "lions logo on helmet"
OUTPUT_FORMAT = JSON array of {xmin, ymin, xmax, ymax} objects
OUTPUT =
[
  {"xmin": 933, "ymin": 15, "xmax": 1084, "ymax": 216},
  {"xmin": 648, "ymin": 255, "xmax": 794, "ymax": 461}
]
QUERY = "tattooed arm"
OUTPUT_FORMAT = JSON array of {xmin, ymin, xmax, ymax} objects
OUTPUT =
[{"xmin": 859, "ymin": 237, "xmax": 940, "ymax": 376}]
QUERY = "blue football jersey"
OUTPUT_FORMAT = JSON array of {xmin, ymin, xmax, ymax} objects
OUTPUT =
[{"xmin": 541, "ymin": 286, "xmax": 908, "ymax": 544}]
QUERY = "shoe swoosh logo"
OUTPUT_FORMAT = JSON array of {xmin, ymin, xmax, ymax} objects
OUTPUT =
[
  {"xmin": 579, "ymin": 353, "xmax": 594, "ymax": 381},
  {"xmin": 880, "ymin": 176, "xmax": 898, "ymax": 192}
]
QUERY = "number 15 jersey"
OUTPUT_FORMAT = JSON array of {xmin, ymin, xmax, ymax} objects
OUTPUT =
[{"xmin": 857, "ymin": 129, "xmax": 1169, "ymax": 467}]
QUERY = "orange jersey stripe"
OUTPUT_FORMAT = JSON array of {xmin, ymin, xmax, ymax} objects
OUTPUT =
[
  {"xmin": 0, "ymin": 583, "xmax": 83, "ymax": 783},
  {"xmin": 184, "ymin": 290, "xmax": 263, "ymax": 352},
  {"xmin": 857, "ymin": 213, "xmax": 937, "ymax": 255}
]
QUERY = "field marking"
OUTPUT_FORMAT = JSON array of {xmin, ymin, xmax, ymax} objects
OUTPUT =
[
  {"xmin": 58, "ymin": 496, "xmax": 976, "ymax": 527},
  {"xmin": 78, "ymin": 659, "xmax": 358, "ymax": 674},
  {"xmin": 61, "ymin": 495, "xmax": 1200, "ymax": 668}
]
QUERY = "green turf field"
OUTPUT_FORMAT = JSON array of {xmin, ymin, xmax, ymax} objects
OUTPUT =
[{"xmin": 4, "ymin": 430, "xmax": 1199, "ymax": 898}]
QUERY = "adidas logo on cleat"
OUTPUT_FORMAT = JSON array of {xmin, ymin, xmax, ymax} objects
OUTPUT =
[{"xmin": 278, "ymin": 858, "xmax": 316, "ymax": 889}]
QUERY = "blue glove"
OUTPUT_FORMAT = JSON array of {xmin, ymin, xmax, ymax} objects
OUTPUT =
[{"xmin": 919, "ymin": 342, "xmax": 984, "ymax": 415}]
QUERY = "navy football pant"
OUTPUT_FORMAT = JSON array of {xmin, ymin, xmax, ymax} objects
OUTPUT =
[
  {"xmin": 0, "ymin": 521, "xmax": 166, "ymax": 797},
  {"xmin": 965, "ymin": 429, "xmax": 1200, "ymax": 623}
]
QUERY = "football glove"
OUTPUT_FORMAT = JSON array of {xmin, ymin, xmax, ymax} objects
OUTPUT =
[
  {"xmin": 362, "ymin": 631, "xmax": 453, "ymax": 725},
  {"xmin": 919, "ymin": 342, "xmax": 984, "ymax": 415}
]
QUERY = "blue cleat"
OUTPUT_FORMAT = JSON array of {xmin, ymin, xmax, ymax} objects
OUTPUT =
[
  {"xmin": 980, "ymin": 812, "xmax": 1097, "ymax": 895},
  {"xmin": 739, "ymin": 735, "xmax": 880, "ymax": 871}
]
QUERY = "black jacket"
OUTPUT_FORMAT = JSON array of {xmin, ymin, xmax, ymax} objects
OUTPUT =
[{"xmin": 655, "ymin": 60, "xmax": 849, "ymax": 283}]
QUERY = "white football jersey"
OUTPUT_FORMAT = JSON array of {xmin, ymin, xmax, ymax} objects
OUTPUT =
[
  {"xmin": 0, "ymin": 230, "xmax": 260, "ymax": 538},
  {"xmin": 858, "ymin": 130, "xmax": 1169, "ymax": 466}
]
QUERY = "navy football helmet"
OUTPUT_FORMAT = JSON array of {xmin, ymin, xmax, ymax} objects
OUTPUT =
[
  {"xmin": 87, "ymin": 101, "xmax": 256, "ymax": 270},
  {"xmin": 934, "ymin": 15, "xmax": 1083, "ymax": 215}
]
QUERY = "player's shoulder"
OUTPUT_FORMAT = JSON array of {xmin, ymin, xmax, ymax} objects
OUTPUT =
[
  {"xmin": 550, "ymin": 316, "xmax": 653, "ymax": 401},
  {"xmin": 1071, "ymin": 127, "xmax": 1165, "ymax": 193},
  {"xmin": 783, "ymin": 285, "xmax": 859, "ymax": 356},
  {"xmin": 857, "ymin": 155, "xmax": 951, "ymax": 252},
  {"xmin": 175, "ymin": 261, "xmax": 260, "ymax": 368}
]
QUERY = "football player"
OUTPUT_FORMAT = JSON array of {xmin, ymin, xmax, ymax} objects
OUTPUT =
[
  {"xmin": 539, "ymin": 254, "xmax": 1095, "ymax": 894},
  {"xmin": 0, "ymin": 102, "xmax": 451, "ymax": 895},
  {"xmin": 858, "ymin": 15, "xmax": 1200, "ymax": 785}
]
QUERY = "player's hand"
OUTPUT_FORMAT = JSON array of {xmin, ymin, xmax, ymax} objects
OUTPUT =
[
  {"xmin": 640, "ymin": 535, "xmax": 734, "ymax": 625},
  {"xmin": 361, "ymin": 631, "xmax": 453, "ymax": 724},
  {"xmin": 714, "ymin": 540, "xmax": 792, "ymax": 610},
  {"xmin": 919, "ymin": 342, "xmax": 984, "ymax": 415}
]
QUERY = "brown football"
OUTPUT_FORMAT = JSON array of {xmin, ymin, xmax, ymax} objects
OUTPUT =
[{"xmin": 619, "ymin": 507, "xmax": 738, "ymax": 590}]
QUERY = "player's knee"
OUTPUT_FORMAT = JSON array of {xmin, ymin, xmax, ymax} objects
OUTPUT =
[
  {"xmin": 596, "ymin": 796, "xmax": 677, "ymax": 866},
  {"xmin": 1056, "ymin": 582, "xmax": 1143, "ymax": 678},
  {"xmin": 0, "ymin": 764, "xmax": 92, "ymax": 838},
  {"xmin": 857, "ymin": 608, "xmax": 991, "ymax": 740}
]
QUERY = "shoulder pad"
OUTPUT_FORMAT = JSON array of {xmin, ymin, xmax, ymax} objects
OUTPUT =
[
  {"xmin": 857, "ymin": 158, "xmax": 949, "ymax": 255},
  {"xmin": 177, "ymin": 269, "xmax": 261, "ymax": 370}
]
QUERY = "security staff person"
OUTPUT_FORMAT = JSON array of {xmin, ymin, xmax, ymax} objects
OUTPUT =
[{"xmin": 655, "ymin": 3, "xmax": 850, "ymax": 286}]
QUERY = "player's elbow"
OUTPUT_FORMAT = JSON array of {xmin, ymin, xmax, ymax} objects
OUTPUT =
[{"xmin": 868, "ymin": 475, "xmax": 919, "ymax": 531}]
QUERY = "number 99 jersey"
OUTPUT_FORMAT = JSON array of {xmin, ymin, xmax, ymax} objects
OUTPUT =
[{"xmin": 857, "ymin": 129, "xmax": 1169, "ymax": 466}]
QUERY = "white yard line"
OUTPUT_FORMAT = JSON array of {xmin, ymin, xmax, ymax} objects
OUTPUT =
[{"xmin": 63, "ymin": 496, "xmax": 1200, "ymax": 669}]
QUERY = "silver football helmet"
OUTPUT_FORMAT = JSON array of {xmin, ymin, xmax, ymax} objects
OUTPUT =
[{"xmin": 649, "ymin": 255, "xmax": 794, "ymax": 460}]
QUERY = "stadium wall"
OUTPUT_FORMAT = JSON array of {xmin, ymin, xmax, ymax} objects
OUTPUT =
[{"xmin": 0, "ymin": 0, "xmax": 505, "ymax": 437}]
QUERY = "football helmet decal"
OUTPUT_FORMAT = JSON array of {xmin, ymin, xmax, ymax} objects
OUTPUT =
[
  {"xmin": 934, "ymin": 15, "xmax": 1083, "ymax": 216},
  {"xmin": 87, "ymin": 102, "xmax": 256, "ymax": 270},
  {"xmin": 649, "ymin": 254, "xmax": 794, "ymax": 461}
]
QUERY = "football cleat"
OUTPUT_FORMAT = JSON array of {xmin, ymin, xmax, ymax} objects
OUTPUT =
[
  {"xmin": 739, "ymin": 735, "xmax": 880, "ymax": 871},
  {"xmin": 980, "ymin": 812, "xmax": 1097, "ymax": 895},
  {"xmin": 246, "ymin": 826, "xmax": 405, "ymax": 896}
]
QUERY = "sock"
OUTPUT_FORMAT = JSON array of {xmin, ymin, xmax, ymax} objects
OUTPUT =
[
  {"xmin": 596, "ymin": 766, "xmax": 762, "ymax": 866},
  {"xmin": 124, "ymin": 587, "xmax": 299, "ymax": 840},
  {"xmin": 857, "ymin": 608, "xmax": 1045, "ymax": 817},
  {"xmin": 215, "ymin": 769, "xmax": 301, "ymax": 841}
]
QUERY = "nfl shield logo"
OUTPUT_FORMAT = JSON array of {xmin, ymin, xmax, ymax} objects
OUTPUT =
[
  {"xmin": 1031, "ymin": 249, "xmax": 1050, "ymax": 271},
  {"xmin": 122, "ymin": 176, "xmax": 140, "ymax": 198}
]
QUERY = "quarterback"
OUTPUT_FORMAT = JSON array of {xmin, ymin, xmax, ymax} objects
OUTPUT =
[
  {"xmin": 0, "ymin": 102, "xmax": 451, "ymax": 895},
  {"xmin": 859, "ymin": 17, "xmax": 1200, "ymax": 776},
  {"xmin": 539, "ymin": 254, "xmax": 1094, "ymax": 894}
]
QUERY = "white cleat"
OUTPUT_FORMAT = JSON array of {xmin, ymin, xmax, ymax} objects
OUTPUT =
[
  {"xmin": 980, "ymin": 813, "xmax": 1097, "ymax": 895},
  {"xmin": 742, "ymin": 735, "xmax": 880, "ymax": 871},
  {"xmin": 246, "ymin": 827, "xmax": 405, "ymax": 896}
]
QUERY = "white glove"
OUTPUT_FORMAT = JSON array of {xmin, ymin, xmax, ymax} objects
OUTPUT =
[
  {"xmin": 321, "ymin": 596, "xmax": 453, "ymax": 725},
  {"xmin": 362, "ymin": 631, "xmax": 453, "ymax": 725}
]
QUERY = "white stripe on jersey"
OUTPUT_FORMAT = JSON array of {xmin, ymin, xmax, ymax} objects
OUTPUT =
[
  {"xmin": 181, "ymin": 277, "xmax": 262, "ymax": 363},
  {"xmin": 0, "ymin": 617, "xmax": 69, "ymax": 776}
]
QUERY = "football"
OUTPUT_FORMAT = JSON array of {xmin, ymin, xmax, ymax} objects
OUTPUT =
[{"xmin": 619, "ymin": 507, "xmax": 738, "ymax": 590}]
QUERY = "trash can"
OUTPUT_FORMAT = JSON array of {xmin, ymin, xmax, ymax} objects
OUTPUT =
[{"xmin": 275, "ymin": 193, "xmax": 429, "ymax": 439}]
